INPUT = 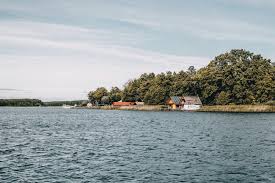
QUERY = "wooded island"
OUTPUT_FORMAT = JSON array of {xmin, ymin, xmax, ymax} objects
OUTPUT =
[{"xmin": 88, "ymin": 49, "xmax": 275, "ymax": 107}]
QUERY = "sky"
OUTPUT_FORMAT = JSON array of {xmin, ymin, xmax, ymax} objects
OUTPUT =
[{"xmin": 0, "ymin": 0, "xmax": 275, "ymax": 101}]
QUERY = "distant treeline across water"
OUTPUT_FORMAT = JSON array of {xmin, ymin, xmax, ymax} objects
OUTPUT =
[
  {"xmin": 0, "ymin": 99, "xmax": 86, "ymax": 107},
  {"xmin": 0, "ymin": 99, "xmax": 44, "ymax": 107},
  {"xmin": 44, "ymin": 100, "xmax": 87, "ymax": 106}
]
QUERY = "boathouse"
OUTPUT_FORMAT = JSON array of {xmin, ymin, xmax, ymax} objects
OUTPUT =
[
  {"xmin": 183, "ymin": 96, "xmax": 202, "ymax": 110},
  {"xmin": 166, "ymin": 96, "xmax": 184, "ymax": 110}
]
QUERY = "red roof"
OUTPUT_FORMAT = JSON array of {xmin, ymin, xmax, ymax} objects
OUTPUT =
[{"xmin": 112, "ymin": 102, "xmax": 135, "ymax": 106}]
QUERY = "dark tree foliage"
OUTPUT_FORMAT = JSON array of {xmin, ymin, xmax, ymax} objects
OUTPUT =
[
  {"xmin": 122, "ymin": 79, "xmax": 141, "ymax": 102},
  {"xmin": 194, "ymin": 49, "xmax": 275, "ymax": 104},
  {"xmin": 88, "ymin": 86, "xmax": 122, "ymax": 105},
  {"xmin": 101, "ymin": 96, "xmax": 110, "ymax": 105},
  {"xmin": 88, "ymin": 87, "xmax": 108, "ymax": 104},
  {"xmin": 109, "ymin": 87, "xmax": 122, "ymax": 103},
  {"xmin": 88, "ymin": 49, "xmax": 275, "ymax": 105},
  {"xmin": 122, "ymin": 71, "xmax": 191, "ymax": 105},
  {"xmin": 0, "ymin": 99, "xmax": 44, "ymax": 106},
  {"xmin": 44, "ymin": 100, "xmax": 86, "ymax": 106}
]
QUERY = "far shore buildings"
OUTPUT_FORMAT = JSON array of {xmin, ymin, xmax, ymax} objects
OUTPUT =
[
  {"xmin": 182, "ymin": 96, "xmax": 202, "ymax": 110},
  {"xmin": 166, "ymin": 96, "xmax": 184, "ymax": 110},
  {"xmin": 87, "ymin": 96, "xmax": 202, "ymax": 111},
  {"xmin": 166, "ymin": 96, "xmax": 202, "ymax": 110},
  {"xmin": 111, "ymin": 96, "xmax": 202, "ymax": 111}
]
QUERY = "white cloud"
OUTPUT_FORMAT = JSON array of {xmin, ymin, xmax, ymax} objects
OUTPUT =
[
  {"xmin": 1, "ymin": 0, "xmax": 274, "ymax": 100},
  {"xmin": 0, "ymin": 21, "xmax": 209, "ymax": 101}
]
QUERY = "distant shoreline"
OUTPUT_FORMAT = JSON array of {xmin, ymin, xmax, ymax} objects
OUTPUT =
[
  {"xmin": 1, "ymin": 104, "xmax": 274, "ymax": 113},
  {"xmin": 76, "ymin": 105, "xmax": 275, "ymax": 113}
]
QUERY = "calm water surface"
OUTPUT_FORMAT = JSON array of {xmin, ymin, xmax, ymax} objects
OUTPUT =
[{"xmin": 0, "ymin": 107, "xmax": 275, "ymax": 182}]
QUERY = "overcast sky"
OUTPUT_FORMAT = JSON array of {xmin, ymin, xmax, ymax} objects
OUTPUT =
[{"xmin": 1, "ymin": 0, "xmax": 275, "ymax": 101}]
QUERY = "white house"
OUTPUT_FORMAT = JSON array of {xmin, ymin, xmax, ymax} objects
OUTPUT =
[{"xmin": 183, "ymin": 96, "xmax": 202, "ymax": 111}]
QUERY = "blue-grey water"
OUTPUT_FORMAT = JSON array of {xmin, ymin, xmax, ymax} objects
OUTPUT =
[{"xmin": 1, "ymin": 107, "xmax": 275, "ymax": 182}]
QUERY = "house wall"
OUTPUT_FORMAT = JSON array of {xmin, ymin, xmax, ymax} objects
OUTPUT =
[{"xmin": 184, "ymin": 105, "xmax": 201, "ymax": 111}]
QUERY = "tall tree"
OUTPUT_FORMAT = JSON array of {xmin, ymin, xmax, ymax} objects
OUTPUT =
[
  {"xmin": 88, "ymin": 87, "xmax": 108, "ymax": 103},
  {"xmin": 109, "ymin": 87, "xmax": 122, "ymax": 103},
  {"xmin": 194, "ymin": 49, "xmax": 275, "ymax": 104}
]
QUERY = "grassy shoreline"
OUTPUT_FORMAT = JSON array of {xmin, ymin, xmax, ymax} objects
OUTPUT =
[
  {"xmin": 81, "ymin": 105, "xmax": 170, "ymax": 111},
  {"xmin": 79, "ymin": 104, "xmax": 275, "ymax": 113},
  {"xmin": 1, "ymin": 104, "xmax": 274, "ymax": 113},
  {"xmin": 198, "ymin": 105, "xmax": 275, "ymax": 113}
]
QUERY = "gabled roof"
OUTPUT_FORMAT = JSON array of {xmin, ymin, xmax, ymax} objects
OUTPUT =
[
  {"xmin": 170, "ymin": 96, "xmax": 183, "ymax": 105},
  {"xmin": 183, "ymin": 96, "xmax": 202, "ymax": 105}
]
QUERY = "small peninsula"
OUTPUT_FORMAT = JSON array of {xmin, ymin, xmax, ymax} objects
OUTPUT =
[{"xmin": 85, "ymin": 49, "xmax": 275, "ymax": 112}]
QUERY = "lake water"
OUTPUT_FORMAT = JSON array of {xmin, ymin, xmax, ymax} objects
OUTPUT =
[{"xmin": 1, "ymin": 107, "xmax": 275, "ymax": 182}]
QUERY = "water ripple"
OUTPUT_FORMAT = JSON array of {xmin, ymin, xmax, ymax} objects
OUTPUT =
[{"xmin": 0, "ymin": 108, "xmax": 275, "ymax": 182}]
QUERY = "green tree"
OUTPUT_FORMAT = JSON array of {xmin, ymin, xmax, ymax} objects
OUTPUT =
[
  {"xmin": 144, "ymin": 86, "xmax": 167, "ymax": 105},
  {"xmin": 122, "ymin": 79, "xmax": 141, "ymax": 102},
  {"xmin": 216, "ymin": 91, "xmax": 230, "ymax": 105},
  {"xmin": 88, "ymin": 87, "xmax": 108, "ymax": 103},
  {"xmin": 88, "ymin": 91, "xmax": 96, "ymax": 103},
  {"xmin": 194, "ymin": 49, "xmax": 274, "ymax": 104},
  {"xmin": 0, "ymin": 99, "xmax": 44, "ymax": 106},
  {"xmin": 109, "ymin": 87, "xmax": 122, "ymax": 103}
]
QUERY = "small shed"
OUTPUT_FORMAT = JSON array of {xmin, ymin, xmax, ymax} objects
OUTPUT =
[
  {"xmin": 183, "ymin": 96, "xmax": 202, "ymax": 111},
  {"xmin": 166, "ymin": 96, "xmax": 184, "ymax": 109}
]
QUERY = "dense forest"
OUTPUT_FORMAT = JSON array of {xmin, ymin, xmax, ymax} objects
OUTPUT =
[
  {"xmin": 88, "ymin": 49, "xmax": 275, "ymax": 105},
  {"xmin": 0, "ymin": 99, "xmax": 44, "ymax": 106}
]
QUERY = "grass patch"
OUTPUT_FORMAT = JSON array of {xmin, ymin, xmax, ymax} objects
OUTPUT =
[{"xmin": 198, "ymin": 105, "xmax": 275, "ymax": 113}]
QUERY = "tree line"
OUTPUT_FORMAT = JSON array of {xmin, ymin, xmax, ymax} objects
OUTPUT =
[
  {"xmin": 88, "ymin": 49, "xmax": 275, "ymax": 105},
  {"xmin": 44, "ymin": 100, "xmax": 87, "ymax": 106},
  {"xmin": 0, "ymin": 99, "xmax": 90, "ymax": 107},
  {"xmin": 0, "ymin": 99, "xmax": 44, "ymax": 106}
]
